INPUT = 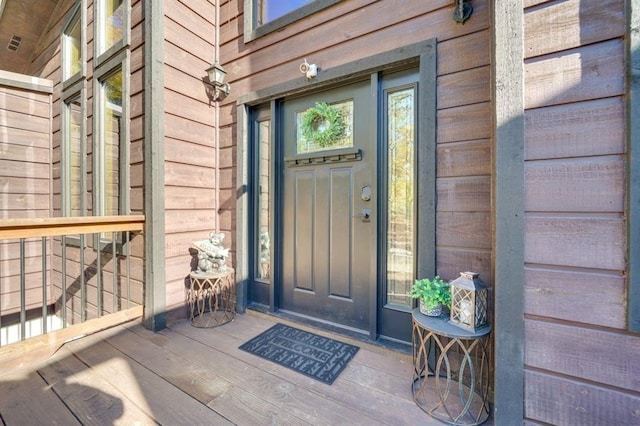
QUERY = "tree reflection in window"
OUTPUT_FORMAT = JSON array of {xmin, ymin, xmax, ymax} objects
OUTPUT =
[
  {"xmin": 386, "ymin": 88, "xmax": 415, "ymax": 307},
  {"xmin": 101, "ymin": 70, "xmax": 122, "ymax": 218},
  {"xmin": 101, "ymin": 0, "xmax": 124, "ymax": 54},
  {"xmin": 257, "ymin": 119, "xmax": 271, "ymax": 280}
]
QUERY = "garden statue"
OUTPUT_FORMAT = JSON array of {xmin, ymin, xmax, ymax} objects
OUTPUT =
[{"xmin": 191, "ymin": 231, "xmax": 230, "ymax": 273}]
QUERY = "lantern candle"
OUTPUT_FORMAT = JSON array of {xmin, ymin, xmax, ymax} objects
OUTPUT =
[{"xmin": 449, "ymin": 271, "xmax": 488, "ymax": 332}]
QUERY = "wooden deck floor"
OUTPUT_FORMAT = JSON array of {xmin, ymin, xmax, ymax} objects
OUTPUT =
[{"xmin": 0, "ymin": 310, "xmax": 485, "ymax": 425}]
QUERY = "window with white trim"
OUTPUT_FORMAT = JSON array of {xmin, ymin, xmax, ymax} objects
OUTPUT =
[{"xmin": 96, "ymin": 0, "xmax": 125, "ymax": 57}]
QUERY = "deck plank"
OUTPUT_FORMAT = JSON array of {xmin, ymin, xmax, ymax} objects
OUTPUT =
[
  {"xmin": 61, "ymin": 332, "xmax": 234, "ymax": 425},
  {"xmin": 0, "ymin": 312, "xmax": 453, "ymax": 426},
  {"xmin": 123, "ymin": 321, "xmax": 378, "ymax": 425},
  {"xmin": 164, "ymin": 316, "xmax": 432, "ymax": 425},
  {"xmin": 37, "ymin": 347, "xmax": 157, "ymax": 425},
  {"xmin": 0, "ymin": 369, "xmax": 81, "ymax": 425}
]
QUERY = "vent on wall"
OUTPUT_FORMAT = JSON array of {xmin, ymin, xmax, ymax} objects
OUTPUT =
[{"xmin": 7, "ymin": 35, "xmax": 22, "ymax": 51}]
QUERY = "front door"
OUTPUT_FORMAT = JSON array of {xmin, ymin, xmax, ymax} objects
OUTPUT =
[{"xmin": 281, "ymin": 80, "xmax": 375, "ymax": 331}]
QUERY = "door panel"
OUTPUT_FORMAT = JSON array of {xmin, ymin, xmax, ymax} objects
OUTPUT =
[
  {"xmin": 293, "ymin": 170, "xmax": 315, "ymax": 292},
  {"xmin": 281, "ymin": 80, "xmax": 374, "ymax": 331},
  {"xmin": 329, "ymin": 167, "xmax": 353, "ymax": 298}
]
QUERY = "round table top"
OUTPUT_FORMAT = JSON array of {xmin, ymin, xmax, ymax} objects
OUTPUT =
[
  {"xmin": 190, "ymin": 268, "xmax": 235, "ymax": 279},
  {"xmin": 412, "ymin": 308, "xmax": 490, "ymax": 339}
]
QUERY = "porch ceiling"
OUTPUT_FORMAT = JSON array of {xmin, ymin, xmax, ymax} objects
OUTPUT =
[{"xmin": 0, "ymin": 0, "xmax": 59, "ymax": 74}]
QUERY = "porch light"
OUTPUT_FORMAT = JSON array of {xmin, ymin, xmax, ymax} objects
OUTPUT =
[
  {"xmin": 449, "ymin": 271, "xmax": 488, "ymax": 332},
  {"xmin": 452, "ymin": 0, "xmax": 472, "ymax": 24},
  {"xmin": 205, "ymin": 62, "xmax": 231, "ymax": 100}
]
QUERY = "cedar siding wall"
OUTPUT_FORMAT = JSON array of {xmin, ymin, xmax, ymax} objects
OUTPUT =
[
  {"xmin": 219, "ymin": 0, "xmax": 493, "ymax": 297},
  {"xmin": 523, "ymin": 0, "xmax": 640, "ymax": 423},
  {"xmin": 162, "ymin": 0, "xmax": 219, "ymax": 312},
  {"xmin": 0, "ymin": 74, "xmax": 52, "ymax": 315},
  {"xmin": 21, "ymin": 0, "xmax": 145, "ymax": 320}
]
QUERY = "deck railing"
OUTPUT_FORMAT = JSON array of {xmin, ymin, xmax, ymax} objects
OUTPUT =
[{"xmin": 0, "ymin": 216, "xmax": 145, "ymax": 348}]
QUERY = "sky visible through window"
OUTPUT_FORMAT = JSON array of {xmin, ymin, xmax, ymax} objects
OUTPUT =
[{"xmin": 260, "ymin": 0, "xmax": 313, "ymax": 24}]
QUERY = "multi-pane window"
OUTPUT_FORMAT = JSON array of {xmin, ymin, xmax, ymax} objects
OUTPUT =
[
  {"xmin": 97, "ymin": 0, "xmax": 125, "ymax": 55},
  {"xmin": 61, "ymin": 2, "xmax": 85, "ymax": 218}
]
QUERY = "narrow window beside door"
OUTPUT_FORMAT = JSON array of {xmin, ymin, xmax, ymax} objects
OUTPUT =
[
  {"xmin": 257, "ymin": 119, "xmax": 271, "ymax": 281},
  {"xmin": 385, "ymin": 87, "xmax": 416, "ymax": 308}
]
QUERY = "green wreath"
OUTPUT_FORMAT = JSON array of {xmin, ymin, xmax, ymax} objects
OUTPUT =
[{"xmin": 301, "ymin": 102, "xmax": 345, "ymax": 147}]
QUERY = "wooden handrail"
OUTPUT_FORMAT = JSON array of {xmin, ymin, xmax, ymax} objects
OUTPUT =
[{"xmin": 0, "ymin": 215, "xmax": 145, "ymax": 240}]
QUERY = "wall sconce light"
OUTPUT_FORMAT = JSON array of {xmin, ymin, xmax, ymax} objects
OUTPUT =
[
  {"xmin": 205, "ymin": 62, "xmax": 231, "ymax": 101},
  {"xmin": 452, "ymin": 0, "xmax": 472, "ymax": 24}
]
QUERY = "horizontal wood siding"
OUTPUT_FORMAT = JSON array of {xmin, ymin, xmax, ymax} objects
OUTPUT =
[
  {"xmin": 523, "ymin": 0, "xmax": 639, "ymax": 423},
  {"xmin": 163, "ymin": 0, "xmax": 218, "ymax": 313},
  {"xmin": 6, "ymin": 0, "xmax": 147, "ymax": 324},
  {"xmin": 219, "ymin": 0, "xmax": 493, "ymax": 303},
  {"xmin": 0, "ymin": 79, "xmax": 52, "ymax": 314}
]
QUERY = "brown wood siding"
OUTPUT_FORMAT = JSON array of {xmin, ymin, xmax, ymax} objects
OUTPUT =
[
  {"xmin": 0, "ymin": 80, "xmax": 52, "ymax": 315},
  {"xmin": 10, "ymin": 0, "xmax": 146, "ymax": 322},
  {"xmin": 523, "ymin": 0, "xmax": 639, "ymax": 422},
  {"xmin": 162, "ymin": 0, "xmax": 218, "ymax": 312},
  {"xmin": 219, "ymin": 0, "xmax": 493, "ymax": 292}
]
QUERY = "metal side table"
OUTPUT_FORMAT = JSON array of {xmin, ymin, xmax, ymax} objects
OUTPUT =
[
  {"xmin": 188, "ymin": 268, "xmax": 236, "ymax": 328},
  {"xmin": 412, "ymin": 309, "xmax": 491, "ymax": 425}
]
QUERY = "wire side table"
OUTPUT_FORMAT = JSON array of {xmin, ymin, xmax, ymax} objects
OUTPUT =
[
  {"xmin": 412, "ymin": 309, "xmax": 491, "ymax": 425},
  {"xmin": 188, "ymin": 269, "xmax": 236, "ymax": 328}
]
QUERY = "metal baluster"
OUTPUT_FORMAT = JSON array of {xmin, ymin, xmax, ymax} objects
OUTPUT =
[
  {"xmin": 127, "ymin": 231, "xmax": 131, "ymax": 308},
  {"xmin": 97, "ymin": 235, "xmax": 103, "ymax": 318},
  {"xmin": 62, "ymin": 236, "xmax": 67, "ymax": 327},
  {"xmin": 112, "ymin": 235, "xmax": 117, "ymax": 313},
  {"xmin": 42, "ymin": 237, "xmax": 47, "ymax": 334},
  {"xmin": 20, "ymin": 238, "xmax": 26, "ymax": 341},
  {"xmin": 0, "ymin": 256, "xmax": 2, "ymax": 345},
  {"xmin": 80, "ymin": 234, "xmax": 86, "ymax": 322}
]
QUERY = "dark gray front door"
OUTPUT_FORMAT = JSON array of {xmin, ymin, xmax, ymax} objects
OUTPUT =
[{"xmin": 281, "ymin": 80, "xmax": 375, "ymax": 331}]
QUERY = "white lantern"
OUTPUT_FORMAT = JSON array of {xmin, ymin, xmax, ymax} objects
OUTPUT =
[{"xmin": 449, "ymin": 271, "xmax": 488, "ymax": 332}]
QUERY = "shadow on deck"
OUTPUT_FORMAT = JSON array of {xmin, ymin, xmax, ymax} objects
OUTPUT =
[{"xmin": 0, "ymin": 310, "xmax": 493, "ymax": 425}]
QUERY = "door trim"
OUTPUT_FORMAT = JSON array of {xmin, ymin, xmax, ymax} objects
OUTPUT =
[{"xmin": 235, "ymin": 39, "xmax": 437, "ymax": 341}]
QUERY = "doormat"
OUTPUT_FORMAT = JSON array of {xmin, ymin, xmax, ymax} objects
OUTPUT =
[{"xmin": 239, "ymin": 323, "xmax": 360, "ymax": 385}]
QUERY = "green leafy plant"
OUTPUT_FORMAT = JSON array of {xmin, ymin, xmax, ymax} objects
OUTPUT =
[
  {"xmin": 409, "ymin": 276, "xmax": 451, "ymax": 310},
  {"xmin": 301, "ymin": 102, "xmax": 345, "ymax": 147}
]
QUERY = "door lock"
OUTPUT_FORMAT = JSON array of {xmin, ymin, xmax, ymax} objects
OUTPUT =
[
  {"xmin": 361, "ymin": 208, "xmax": 371, "ymax": 222},
  {"xmin": 361, "ymin": 185, "xmax": 371, "ymax": 201}
]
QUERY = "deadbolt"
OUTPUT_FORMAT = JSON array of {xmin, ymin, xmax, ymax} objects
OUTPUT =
[{"xmin": 361, "ymin": 185, "xmax": 371, "ymax": 201}]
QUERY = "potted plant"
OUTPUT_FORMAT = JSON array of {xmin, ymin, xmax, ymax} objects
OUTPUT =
[{"xmin": 410, "ymin": 276, "xmax": 451, "ymax": 317}]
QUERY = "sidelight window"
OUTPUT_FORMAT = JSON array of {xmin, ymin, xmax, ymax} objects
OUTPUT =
[
  {"xmin": 384, "ymin": 86, "xmax": 417, "ymax": 309},
  {"xmin": 256, "ymin": 118, "xmax": 271, "ymax": 281}
]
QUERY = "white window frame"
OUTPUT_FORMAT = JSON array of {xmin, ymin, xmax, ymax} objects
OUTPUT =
[
  {"xmin": 94, "ymin": 0, "xmax": 131, "ymax": 65},
  {"xmin": 61, "ymin": 1, "xmax": 85, "ymax": 86},
  {"xmin": 93, "ymin": 54, "xmax": 130, "ymax": 220}
]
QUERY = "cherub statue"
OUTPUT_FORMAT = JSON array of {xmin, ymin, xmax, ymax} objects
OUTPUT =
[{"xmin": 192, "ymin": 231, "xmax": 230, "ymax": 273}]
